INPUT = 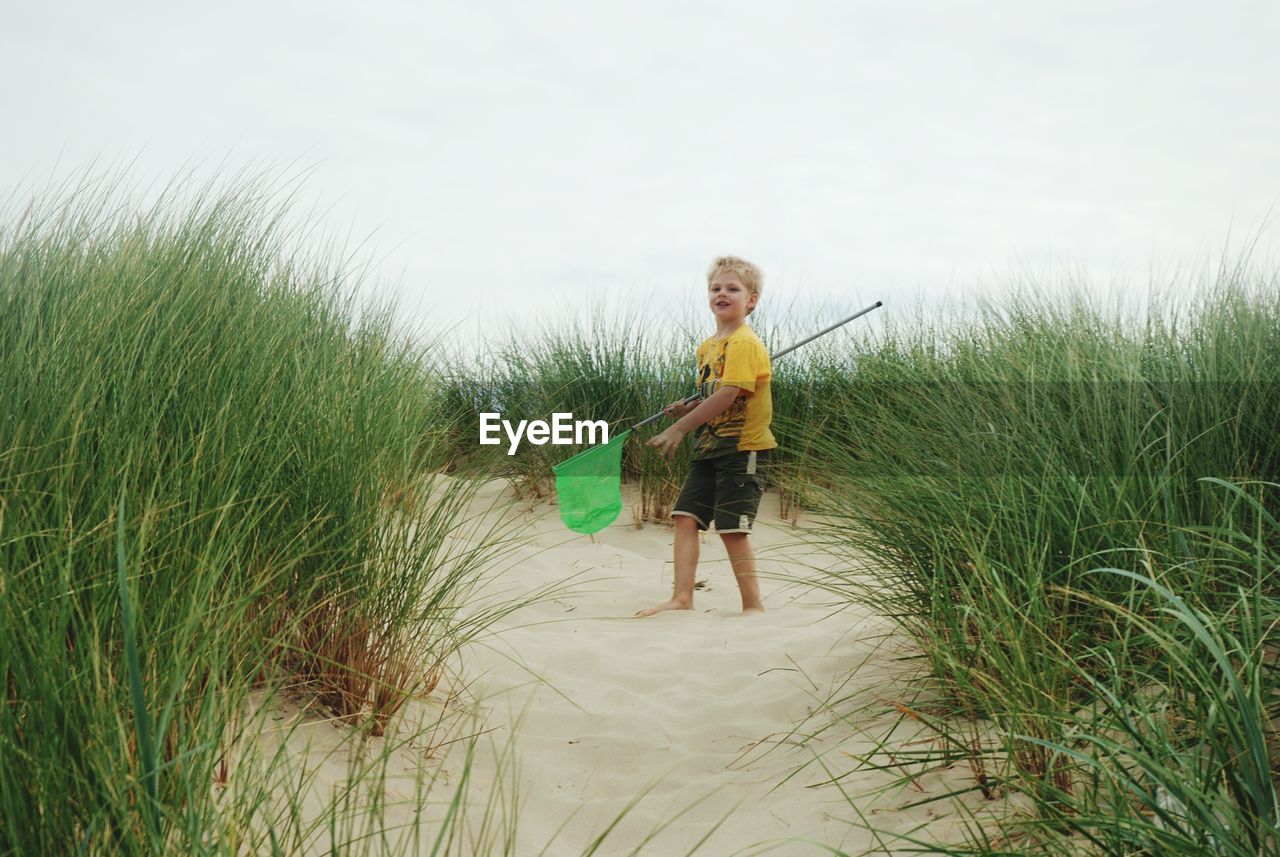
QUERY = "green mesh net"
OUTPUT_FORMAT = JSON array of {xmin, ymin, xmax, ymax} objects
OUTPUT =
[{"xmin": 551, "ymin": 429, "xmax": 630, "ymax": 534}]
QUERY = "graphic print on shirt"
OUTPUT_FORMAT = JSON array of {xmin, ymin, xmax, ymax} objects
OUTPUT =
[{"xmin": 694, "ymin": 346, "xmax": 749, "ymax": 457}]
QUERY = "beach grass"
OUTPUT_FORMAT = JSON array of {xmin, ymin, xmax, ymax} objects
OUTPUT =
[
  {"xmin": 789, "ymin": 282, "xmax": 1280, "ymax": 852},
  {"xmin": 437, "ymin": 306, "xmax": 699, "ymax": 520},
  {"xmin": 0, "ymin": 174, "xmax": 523, "ymax": 854}
]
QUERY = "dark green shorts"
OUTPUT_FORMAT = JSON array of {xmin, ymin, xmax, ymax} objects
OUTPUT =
[{"xmin": 672, "ymin": 449, "xmax": 769, "ymax": 533}]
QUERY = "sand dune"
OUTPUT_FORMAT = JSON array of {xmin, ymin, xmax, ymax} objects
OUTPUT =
[
  {"xmin": 433, "ymin": 482, "xmax": 991, "ymax": 854},
  {"xmin": 269, "ymin": 480, "xmax": 998, "ymax": 855}
]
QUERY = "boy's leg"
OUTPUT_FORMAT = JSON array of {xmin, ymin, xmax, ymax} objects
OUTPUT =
[
  {"xmin": 711, "ymin": 450, "xmax": 767, "ymax": 614},
  {"xmin": 637, "ymin": 458, "xmax": 713, "ymax": 617},
  {"xmin": 635, "ymin": 514, "xmax": 700, "ymax": 616},
  {"xmin": 720, "ymin": 532, "xmax": 764, "ymax": 613}
]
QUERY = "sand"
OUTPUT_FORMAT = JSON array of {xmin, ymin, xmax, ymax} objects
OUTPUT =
[{"xmin": 262, "ymin": 480, "xmax": 1000, "ymax": 855}]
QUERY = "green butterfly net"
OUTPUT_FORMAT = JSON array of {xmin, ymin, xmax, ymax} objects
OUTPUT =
[{"xmin": 552, "ymin": 429, "xmax": 631, "ymax": 534}]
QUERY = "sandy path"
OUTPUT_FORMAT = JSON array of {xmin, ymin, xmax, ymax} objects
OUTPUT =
[{"xmin": 430, "ymin": 481, "xmax": 991, "ymax": 855}]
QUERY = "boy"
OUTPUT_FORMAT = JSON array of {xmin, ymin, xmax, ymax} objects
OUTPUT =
[{"xmin": 637, "ymin": 256, "xmax": 776, "ymax": 617}]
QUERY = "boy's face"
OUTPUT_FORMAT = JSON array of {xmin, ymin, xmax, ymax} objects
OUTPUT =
[{"xmin": 708, "ymin": 272, "xmax": 757, "ymax": 323}]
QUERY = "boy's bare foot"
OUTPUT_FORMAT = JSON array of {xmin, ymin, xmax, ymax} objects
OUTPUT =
[
  {"xmin": 741, "ymin": 606, "xmax": 765, "ymax": 616},
  {"xmin": 635, "ymin": 598, "xmax": 692, "ymax": 617}
]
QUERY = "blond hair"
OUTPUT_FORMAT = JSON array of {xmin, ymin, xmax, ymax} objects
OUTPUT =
[{"xmin": 706, "ymin": 255, "xmax": 763, "ymax": 314}]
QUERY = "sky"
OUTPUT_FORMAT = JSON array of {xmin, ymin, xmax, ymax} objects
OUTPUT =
[{"xmin": 3, "ymin": 1, "xmax": 1279, "ymax": 337}]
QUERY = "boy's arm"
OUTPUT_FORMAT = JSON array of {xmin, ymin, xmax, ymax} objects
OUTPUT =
[{"xmin": 647, "ymin": 385, "xmax": 743, "ymax": 457}]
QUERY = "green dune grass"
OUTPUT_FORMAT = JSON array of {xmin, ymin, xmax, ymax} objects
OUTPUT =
[
  {"xmin": 791, "ymin": 285, "xmax": 1280, "ymax": 853},
  {"xmin": 0, "ymin": 177, "xmax": 519, "ymax": 854}
]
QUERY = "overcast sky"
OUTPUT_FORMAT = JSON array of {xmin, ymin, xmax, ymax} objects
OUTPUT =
[{"xmin": 3, "ymin": 1, "xmax": 1278, "ymax": 335}]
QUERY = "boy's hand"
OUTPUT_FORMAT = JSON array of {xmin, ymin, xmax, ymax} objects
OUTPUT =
[
  {"xmin": 648, "ymin": 387, "xmax": 739, "ymax": 458},
  {"xmin": 647, "ymin": 425, "xmax": 686, "ymax": 458},
  {"xmin": 662, "ymin": 398, "xmax": 697, "ymax": 418}
]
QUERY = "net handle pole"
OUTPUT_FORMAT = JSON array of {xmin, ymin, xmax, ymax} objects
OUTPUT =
[
  {"xmin": 630, "ymin": 394, "xmax": 700, "ymax": 430},
  {"xmin": 629, "ymin": 299, "xmax": 883, "ymax": 431}
]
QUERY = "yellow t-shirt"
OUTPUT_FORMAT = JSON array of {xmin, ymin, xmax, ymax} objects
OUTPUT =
[{"xmin": 692, "ymin": 325, "xmax": 777, "ymax": 459}]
